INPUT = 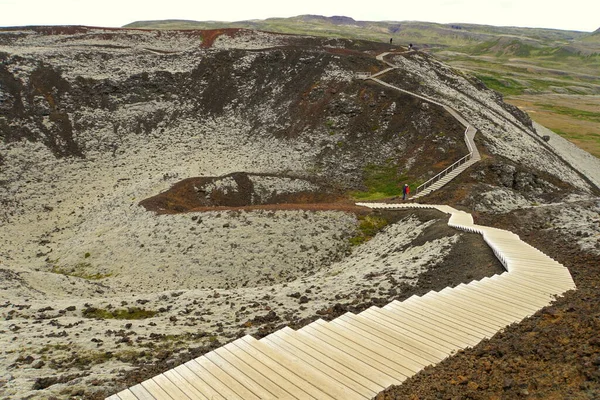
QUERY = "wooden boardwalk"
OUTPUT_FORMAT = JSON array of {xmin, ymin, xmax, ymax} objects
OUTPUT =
[{"xmin": 107, "ymin": 203, "xmax": 575, "ymax": 400}]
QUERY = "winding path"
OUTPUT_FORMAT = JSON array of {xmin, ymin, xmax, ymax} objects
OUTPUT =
[
  {"xmin": 367, "ymin": 51, "xmax": 480, "ymax": 199},
  {"xmin": 107, "ymin": 51, "xmax": 576, "ymax": 400}
]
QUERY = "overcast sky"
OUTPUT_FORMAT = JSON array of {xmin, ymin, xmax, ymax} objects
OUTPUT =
[{"xmin": 0, "ymin": 0, "xmax": 597, "ymax": 32}]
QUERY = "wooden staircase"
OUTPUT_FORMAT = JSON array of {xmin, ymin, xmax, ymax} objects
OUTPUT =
[{"xmin": 107, "ymin": 204, "xmax": 575, "ymax": 400}]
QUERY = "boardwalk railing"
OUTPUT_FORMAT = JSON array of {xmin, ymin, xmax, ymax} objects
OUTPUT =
[{"xmin": 415, "ymin": 125, "xmax": 473, "ymax": 194}]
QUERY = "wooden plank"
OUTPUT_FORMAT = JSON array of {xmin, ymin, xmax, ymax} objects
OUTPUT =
[
  {"xmin": 112, "ymin": 393, "xmax": 138, "ymax": 400},
  {"xmin": 359, "ymin": 308, "xmax": 453, "ymax": 355},
  {"xmin": 509, "ymin": 265, "xmax": 568, "ymax": 274},
  {"xmin": 384, "ymin": 301, "xmax": 489, "ymax": 340},
  {"xmin": 273, "ymin": 328, "xmax": 384, "ymax": 392},
  {"xmin": 391, "ymin": 297, "xmax": 496, "ymax": 337},
  {"xmin": 151, "ymin": 375, "xmax": 190, "ymax": 400},
  {"xmin": 177, "ymin": 361, "xmax": 231, "ymax": 400},
  {"xmin": 382, "ymin": 300, "xmax": 486, "ymax": 345},
  {"xmin": 425, "ymin": 289, "xmax": 512, "ymax": 329},
  {"xmin": 263, "ymin": 333, "xmax": 375, "ymax": 399},
  {"xmin": 468, "ymin": 280, "xmax": 550, "ymax": 308},
  {"xmin": 332, "ymin": 315, "xmax": 436, "ymax": 365},
  {"xmin": 452, "ymin": 283, "xmax": 536, "ymax": 315},
  {"xmin": 141, "ymin": 377, "xmax": 175, "ymax": 400},
  {"xmin": 504, "ymin": 273, "xmax": 571, "ymax": 294},
  {"xmin": 429, "ymin": 291, "xmax": 518, "ymax": 325},
  {"xmin": 459, "ymin": 283, "xmax": 543, "ymax": 313},
  {"xmin": 213, "ymin": 346, "xmax": 294, "ymax": 399},
  {"xmin": 240, "ymin": 335, "xmax": 357, "ymax": 400},
  {"xmin": 444, "ymin": 286, "xmax": 528, "ymax": 319},
  {"xmin": 232, "ymin": 336, "xmax": 335, "ymax": 400},
  {"xmin": 403, "ymin": 294, "xmax": 502, "ymax": 333},
  {"xmin": 191, "ymin": 357, "xmax": 261, "ymax": 400},
  {"xmin": 337, "ymin": 313, "xmax": 445, "ymax": 363},
  {"xmin": 299, "ymin": 323, "xmax": 407, "ymax": 382},
  {"xmin": 305, "ymin": 320, "xmax": 418, "ymax": 377},
  {"xmin": 367, "ymin": 306, "xmax": 469, "ymax": 349},
  {"xmin": 162, "ymin": 370, "xmax": 209, "ymax": 400},
  {"xmin": 128, "ymin": 383, "xmax": 157, "ymax": 400},
  {"xmin": 221, "ymin": 342, "xmax": 307, "ymax": 399},
  {"xmin": 204, "ymin": 347, "xmax": 283, "ymax": 399},
  {"xmin": 480, "ymin": 277, "xmax": 554, "ymax": 303},
  {"xmin": 172, "ymin": 365, "xmax": 225, "ymax": 399},
  {"xmin": 283, "ymin": 327, "xmax": 399, "ymax": 388}
]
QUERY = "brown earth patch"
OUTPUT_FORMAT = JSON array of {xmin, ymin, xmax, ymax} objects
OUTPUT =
[
  {"xmin": 140, "ymin": 172, "xmax": 347, "ymax": 214},
  {"xmin": 199, "ymin": 28, "xmax": 244, "ymax": 48}
]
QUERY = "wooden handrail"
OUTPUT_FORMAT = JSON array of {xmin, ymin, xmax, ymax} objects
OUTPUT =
[{"xmin": 416, "ymin": 126, "xmax": 473, "ymax": 193}]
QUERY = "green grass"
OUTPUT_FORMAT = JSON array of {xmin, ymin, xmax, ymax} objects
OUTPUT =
[
  {"xmin": 351, "ymin": 162, "xmax": 416, "ymax": 201},
  {"xmin": 82, "ymin": 306, "xmax": 157, "ymax": 320},
  {"xmin": 553, "ymin": 128, "xmax": 600, "ymax": 148},
  {"xmin": 51, "ymin": 262, "xmax": 112, "ymax": 280},
  {"xmin": 537, "ymin": 104, "xmax": 600, "ymax": 123},
  {"xmin": 348, "ymin": 215, "xmax": 389, "ymax": 246},
  {"xmin": 474, "ymin": 74, "xmax": 526, "ymax": 96}
]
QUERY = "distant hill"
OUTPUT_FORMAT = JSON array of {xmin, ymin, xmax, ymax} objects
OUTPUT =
[
  {"xmin": 124, "ymin": 15, "xmax": 590, "ymax": 51},
  {"xmin": 124, "ymin": 15, "xmax": 599, "ymax": 88}
]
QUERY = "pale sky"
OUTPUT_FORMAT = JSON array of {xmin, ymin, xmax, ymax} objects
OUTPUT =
[{"xmin": 0, "ymin": 0, "xmax": 597, "ymax": 32}]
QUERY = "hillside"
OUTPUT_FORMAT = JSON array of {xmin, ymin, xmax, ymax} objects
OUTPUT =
[
  {"xmin": 125, "ymin": 16, "xmax": 600, "ymax": 158},
  {"xmin": 0, "ymin": 27, "xmax": 599, "ymax": 399}
]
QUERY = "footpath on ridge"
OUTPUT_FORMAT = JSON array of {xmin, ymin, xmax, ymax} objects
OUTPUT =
[
  {"xmin": 106, "ymin": 50, "xmax": 577, "ymax": 400},
  {"xmin": 361, "ymin": 51, "xmax": 481, "ymax": 199}
]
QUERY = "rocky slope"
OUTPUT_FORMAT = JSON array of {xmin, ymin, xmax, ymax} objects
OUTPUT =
[{"xmin": 0, "ymin": 27, "xmax": 598, "ymax": 399}]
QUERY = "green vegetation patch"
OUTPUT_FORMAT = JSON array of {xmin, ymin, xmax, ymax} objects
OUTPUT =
[
  {"xmin": 537, "ymin": 104, "xmax": 600, "ymax": 123},
  {"xmin": 349, "ymin": 215, "xmax": 389, "ymax": 246},
  {"xmin": 475, "ymin": 74, "xmax": 526, "ymax": 96},
  {"xmin": 351, "ymin": 162, "xmax": 415, "ymax": 201},
  {"xmin": 82, "ymin": 307, "xmax": 157, "ymax": 320},
  {"xmin": 51, "ymin": 262, "xmax": 112, "ymax": 280}
]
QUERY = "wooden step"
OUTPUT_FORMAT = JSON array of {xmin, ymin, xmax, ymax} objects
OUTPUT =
[
  {"xmin": 262, "ymin": 333, "xmax": 374, "ymax": 399},
  {"xmin": 221, "ymin": 340, "xmax": 313, "ymax": 399},
  {"xmin": 233, "ymin": 335, "xmax": 340, "ymax": 399},
  {"xmin": 299, "ymin": 321, "xmax": 408, "ymax": 382},
  {"xmin": 381, "ymin": 302, "xmax": 484, "ymax": 345},
  {"xmin": 335, "ymin": 312, "xmax": 444, "ymax": 364},
  {"xmin": 270, "ymin": 327, "xmax": 385, "ymax": 393},
  {"xmin": 435, "ymin": 287, "xmax": 523, "ymax": 323},
  {"xmin": 330, "ymin": 315, "xmax": 433, "ymax": 367},
  {"xmin": 405, "ymin": 292, "xmax": 505, "ymax": 333},
  {"xmin": 361, "ymin": 307, "xmax": 459, "ymax": 353},
  {"xmin": 302, "ymin": 319, "xmax": 418, "ymax": 377},
  {"xmin": 390, "ymin": 297, "xmax": 496, "ymax": 337},
  {"xmin": 467, "ymin": 280, "xmax": 551, "ymax": 309},
  {"xmin": 285, "ymin": 327, "xmax": 400, "ymax": 388}
]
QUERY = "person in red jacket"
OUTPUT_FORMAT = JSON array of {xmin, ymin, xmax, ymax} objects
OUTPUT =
[{"xmin": 402, "ymin": 184, "xmax": 410, "ymax": 200}]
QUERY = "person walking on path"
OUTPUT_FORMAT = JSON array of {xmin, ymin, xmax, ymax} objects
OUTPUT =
[{"xmin": 402, "ymin": 184, "xmax": 410, "ymax": 200}]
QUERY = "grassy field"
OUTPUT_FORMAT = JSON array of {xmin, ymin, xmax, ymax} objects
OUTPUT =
[{"xmin": 506, "ymin": 95, "xmax": 600, "ymax": 158}]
